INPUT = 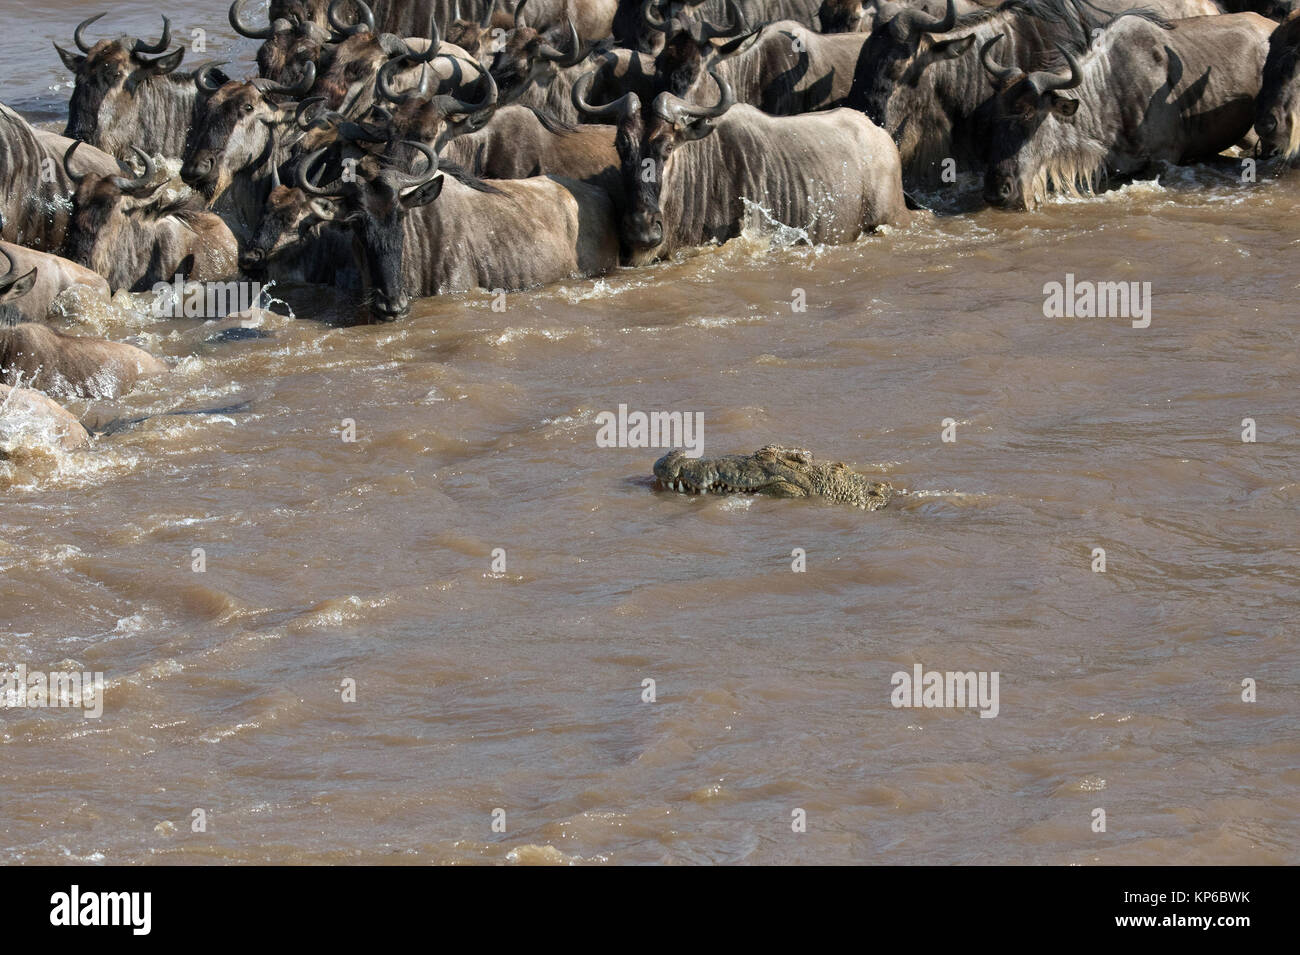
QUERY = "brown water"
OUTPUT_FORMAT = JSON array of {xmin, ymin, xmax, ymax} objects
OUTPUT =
[{"xmin": 1, "ymin": 1, "xmax": 1297, "ymax": 865}]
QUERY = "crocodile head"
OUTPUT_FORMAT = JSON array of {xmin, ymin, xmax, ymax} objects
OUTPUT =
[{"xmin": 654, "ymin": 445, "xmax": 894, "ymax": 510}]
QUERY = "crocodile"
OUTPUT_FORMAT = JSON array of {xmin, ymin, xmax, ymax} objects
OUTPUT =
[{"xmin": 653, "ymin": 446, "xmax": 894, "ymax": 510}]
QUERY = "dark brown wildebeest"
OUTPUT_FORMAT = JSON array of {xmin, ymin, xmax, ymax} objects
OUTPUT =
[
  {"xmin": 980, "ymin": 12, "xmax": 1274, "ymax": 209},
  {"xmin": 0, "ymin": 243, "xmax": 109, "ymax": 323},
  {"xmin": 64, "ymin": 143, "xmax": 239, "ymax": 293},
  {"xmin": 1255, "ymin": 12, "xmax": 1300, "ymax": 160},
  {"xmin": 230, "ymin": 0, "xmax": 340, "ymax": 85},
  {"xmin": 293, "ymin": 140, "xmax": 618, "ymax": 318},
  {"xmin": 575, "ymin": 68, "xmax": 907, "ymax": 264},
  {"xmin": 55, "ymin": 13, "xmax": 204, "ymax": 159},
  {"xmin": 181, "ymin": 63, "xmax": 317, "ymax": 233}
]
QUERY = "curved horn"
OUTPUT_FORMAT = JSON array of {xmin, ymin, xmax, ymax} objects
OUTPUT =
[
  {"xmin": 643, "ymin": 0, "xmax": 668, "ymax": 33},
  {"xmin": 915, "ymin": 0, "xmax": 957, "ymax": 35},
  {"xmin": 73, "ymin": 12, "xmax": 106, "ymax": 53},
  {"xmin": 537, "ymin": 18, "xmax": 582, "ymax": 65},
  {"xmin": 700, "ymin": 0, "xmax": 750, "ymax": 41},
  {"xmin": 654, "ymin": 67, "xmax": 734, "ymax": 123},
  {"xmin": 295, "ymin": 95, "xmax": 329, "ymax": 127},
  {"xmin": 479, "ymin": 0, "xmax": 496, "ymax": 28},
  {"xmin": 0, "ymin": 248, "xmax": 37, "ymax": 302},
  {"xmin": 979, "ymin": 35, "xmax": 1018, "ymax": 85},
  {"xmin": 297, "ymin": 146, "xmax": 345, "ymax": 196},
  {"xmin": 376, "ymin": 56, "xmax": 431, "ymax": 104},
  {"xmin": 390, "ymin": 139, "xmax": 439, "ymax": 190},
  {"xmin": 194, "ymin": 60, "xmax": 229, "ymax": 94},
  {"xmin": 1032, "ymin": 46, "xmax": 1083, "ymax": 93},
  {"xmin": 252, "ymin": 60, "xmax": 317, "ymax": 96},
  {"xmin": 401, "ymin": 10, "xmax": 443, "ymax": 63},
  {"xmin": 514, "ymin": 0, "xmax": 529, "ymax": 29},
  {"xmin": 229, "ymin": 0, "xmax": 274, "ymax": 40},
  {"xmin": 572, "ymin": 64, "xmax": 637, "ymax": 121},
  {"xmin": 328, "ymin": 0, "xmax": 374, "ymax": 37},
  {"xmin": 110, "ymin": 146, "xmax": 157, "ymax": 195},
  {"xmin": 62, "ymin": 140, "xmax": 87, "ymax": 184},
  {"xmin": 433, "ymin": 57, "xmax": 498, "ymax": 116},
  {"xmin": 132, "ymin": 16, "xmax": 172, "ymax": 54}
]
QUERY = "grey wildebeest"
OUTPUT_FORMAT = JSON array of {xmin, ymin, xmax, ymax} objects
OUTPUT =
[
  {"xmin": 980, "ymin": 11, "xmax": 1274, "ymax": 209},
  {"xmin": 293, "ymin": 140, "xmax": 619, "ymax": 317},
  {"xmin": 181, "ymin": 63, "xmax": 316, "ymax": 234},
  {"xmin": 0, "ymin": 103, "xmax": 118, "ymax": 253},
  {"xmin": 55, "ymin": 13, "xmax": 202, "ymax": 159},
  {"xmin": 0, "ymin": 321, "xmax": 166, "ymax": 399},
  {"xmin": 574, "ymin": 69, "xmax": 907, "ymax": 264},
  {"xmin": 847, "ymin": 0, "xmax": 1221, "ymax": 186},
  {"xmin": 1254, "ymin": 12, "xmax": 1300, "ymax": 160},
  {"xmin": 0, "ymin": 243, "xmax": 109, "ymax": 323},
  {"xmin": 612, "ymin": 0, "xmax": 826, "ymax": 52},
  {"xmin": 230, "ymin": 0, "xmax": 341, "ymax": 85},
  {"xmin": 64, "ymin": 143, "xmax": 239, "ymax": 293}
]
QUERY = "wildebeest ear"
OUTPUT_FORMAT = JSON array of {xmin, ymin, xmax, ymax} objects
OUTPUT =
[
  {"xmin": 679, "ymin": 117, "xmax": 718, "ymax": 142},
  {"xmin": 1049, "ymin": 94, "xmax": 1079, "ymax": 119},
  {"xmin": 145, "ymin": 47, "xmax": 186, "ymax": 75},
  {"xmin": 929, "ymin": 34, "xmax": 975, "ymax": 62},
  {"xmin": 54, "ymin": 44, "xmax": 86, "ymax": 72},
  {"xmin": 400, "ymin": 174, "xmax": 444, "ymax": 209},
  {"xmin": 0, "ymin": 266, "xmax": 38, "ymax": 302}
]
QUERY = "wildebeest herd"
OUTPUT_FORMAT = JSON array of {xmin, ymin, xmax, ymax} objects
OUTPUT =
[{"xmin": 2, "ymin": 0, "xmax": 1300, "ymax": 436}]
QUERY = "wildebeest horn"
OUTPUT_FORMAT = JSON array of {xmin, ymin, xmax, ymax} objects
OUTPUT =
[
  {"xmin": 401, "ymin": 10, "xmax": 443, "ymax": 63},
  {"xmin": 479, "ymin": 0, "xmax": 496, "ymax": 27},
  {"xmin": 73, "ymin": 13, "xmax": 106, "ymax": 53},
  {"xmin": 915, "ymin": 0, "xmax": 957, "ymax": 35},
  {"xmin": 132, "ymin": 16, "xmax": 172, "ymax": 55},
  {"xmin": 1030, "ymin": 46, "xmax": 1083, "ymax": 94},
  {"xmin": 514, "ymin": 0, "xmax": 529, "ymax": 29},
  {"xmin": 700, "ymin": 0, "xmax": 750, "ymax": 41},
  {"xmin": 377, "ymin": 56, "xmax": 431, "ymax": 104},
  {"xmin": 572, "ymin": 64, "xmax": 639, "ymax": 121},
  {"xmin": 979, "ymin": 35, "xmax": 1018, "ymax": 85},
  {"xmin": 62, "ymin": 140, "xmax": 88, "ymax": 184},
  {"xmin": 297, "ymin": 147, "xmax": 345, "ymax": 196},
  {"xmin": 328, "ymin": 0, "xmax": 375, "ymax": 37},
  {"xmin": 230, "ymin": 0, "xmax": 275, "ymax": 40},
  {"xmin": 194, "ymin": 61, "xmax": 229, "ymax": 94},
  {"xmin": 654, "ymin": 67, "xmax": 734, "ymax": 124},
  {"xmin": 643, "ymin": 0, "xmax": 668, "ymax": 33},
  {"xmin": 0, "ymin": 248, "xmax": 37, "ymax": 301},
  {"xmin": 433, "ymin": 57, "xmax": 498, "ymax": 116},
  {"xmin": 537, "ymin": 18, "xmax": 582, "ymax": 65},
  {"xmin": 885, "ymin": 0, "xmax": 956, "ymax": 40},
  {"xmin": 252, "ymin": 60, "xmax": 317, "ymax": 96},
  {"xmin": 390, "ymin": 140, "xmax": 439, "ymax": 190},
  {"xmin": 111, "ymin": 146, "xmax": 158, "ymax": 196}
]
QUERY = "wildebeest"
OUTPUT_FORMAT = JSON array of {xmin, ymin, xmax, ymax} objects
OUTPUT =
[
  {"xmin": 612, "ymin": 0, "xmax": 827, "ymax": 52},
  {"xmin": 575, "ymin": 69, "xmax": 907, "ymax": 264},
  {"xmin": 181, "ymin": 64, "xmax": 316, "ymax": 232},
  {"xmin": 0, "ymin": 243, "xmax": 109, "ymax": 323},
  {"xmin": 230, "ymin": 0, "xmax": 340, "ymax": 85},
  {"xmin": 64, "ymin": 143, "xmax": 239, "ymax": 292},
  {"xmin": 488, "ymin": 4, "xmax": 590, "ymax": 108},
  {"xmin": 0, "ymin": 320, "xmax": 166, "ymax": 399},
  {"xmin": 0, "ymin": 103, "xmax": 118, "ymax": 253},
  {"xmin": 294, "ymin": 140, "xmax": 619, "ymax": 317},
  {"xmin": 0, "ymin": 383, "xmax": 91, "ymax": 454},
  {"xmin": 55, "ymin": 13, "xmax": 203, "ymax": 159},
  {"xmin": 980, "ymin": 12, "xmax": 1274, "ymax": 209},
  {"xmin": 1255, "ymin": 12, "xmax": 1300, "ymax": 159}
]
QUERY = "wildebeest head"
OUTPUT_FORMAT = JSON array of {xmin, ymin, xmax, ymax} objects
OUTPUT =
[
  {"xmin": 62, "ymin": 141, "xmax": 165, "ymax": 267},
  {"xmin": 1255, "ymin": 13, "xmax": 1300, "ymax": 161},
  {"xmin": 240, "ymin": 183, "xmax": 319, "ymax": 275},
  {"xmin": 373, "ymin": 54, "xmax": 500, "ymax": 147},
  {"xmin": 980, "ymin": 36, "xmax": 1084, "ymax": 209},
  {"xmin": 231, "ymin": 0, "xmax": 337, "ymax": 86},
  {"xmin": 446, "ymin": 0, "xmax": 514, "ymax": 59},
  {"xmin": 55, "ymin": 14, "xmax": 187, "ymax": 152},
  {"xmin": 819, "ymin": 0, "xmax": 871, "ymax": 34},
  {"xmin": 576, "ymin": 65, "xmax": 734, "ymax": 254},
  {"xmin": 296, "ymin": 141, "xmax": 444, "ymax": 319},
  {"xmin": 0, "ymin": 248, "xmax": 38, "ymax": 327},
  {"xmin": 313, "ymin": 0, "xmax": 445, "ymax": 109},
  {"xmin": 180, "ymin": 63, "xmax": 314, "ymax": 200},
  {"xmin": 857, "ymin": 0, "xmax": 973, "ymax": 134},
  {"xmin": 644, "ymin": 0, "xmax": 753, "ymax": 98},
  {"xmin": 489, "ymin": 0, "xmax": 585, "ymax": 104}
]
